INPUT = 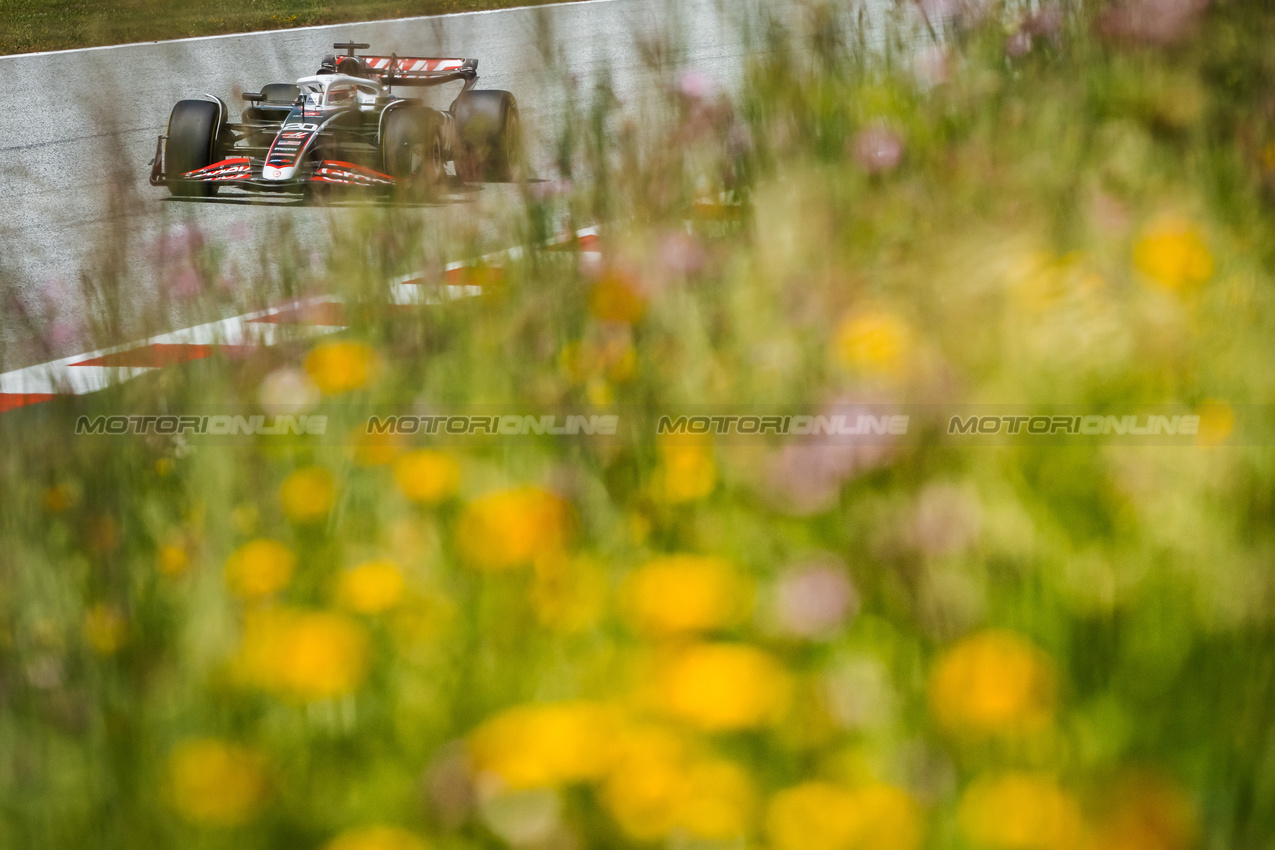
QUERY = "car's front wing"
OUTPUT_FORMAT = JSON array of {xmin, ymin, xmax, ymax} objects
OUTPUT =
[{"xmin": 150, "ymin": 140, "xmax": 397, "ymax": 193}]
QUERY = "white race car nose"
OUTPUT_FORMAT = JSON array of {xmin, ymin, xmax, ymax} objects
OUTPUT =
[{"xmin": 263, "ymin": 165, "xmax": 297, "ymax": 181}]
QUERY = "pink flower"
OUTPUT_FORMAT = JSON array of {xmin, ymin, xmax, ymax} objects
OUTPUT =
[
  {"xmin": 258, "ymin": 366, "xmax": 320, "ymax": 415},
  {"xmin": 852, "ymin": 125, "xmax": 904, "ymax": 174},
  {"xmin": 219, "ymin": 266, "xmax": 240, "ymax": 294},
  {"xmin": 912, "ymin": 483, "xmax": 982, "ymax": 556},
  {"xmin": 38, "ymin": 277, "xmax": 73, "ymax": 313},
  {"xmin": 773, "ymin": 554, "xmax": 859, "ymax": 639},
  {"xmin": 168, "ymin": 266, "xmax": 204, "ymax": 300},
  {"xmin": 677, "ymin": 70, "xmax": 717, "ymax": 101},
  {"xmin": 425, "ymin": 743, "xmax": 476, "ymax": 831},
  {"xmin": 759, "ymin": 401, "xmax": 899, "ymax": 515},
  {"xmin": 913, "ymin": 0, "xmax": 990, "ymax": 28},
  {"xmin": 149, "ymin": 223, "xmax": 206, "ymax": 264},
  {"xmin": 1100, "ymin": 0, "xmax": 1209, "ymax": 46},
  {"xmin": 1025, "ymin": 5, "xmax": 1064, "ymax": 40},
  {"xmin": 658, "ymin": 231, "xmax": 707, "ymax": 276},
  {"xmin": 760, "ymin": 440, "xmax": 893, "ymax": 516},
  {"xmin": 914, "ymin": 45, "xmax": 952, "ymax": 87},
  {"xmin": 1006, "ymin": 30, "xmax": 1034, "ymax": 58},
  {"xmin": 45, "ymin": 317, "xmax": 85, "ymax": 350},
  {"xmin": 762, "ymin": 445, "xmax": 861, "ymax": 515}
]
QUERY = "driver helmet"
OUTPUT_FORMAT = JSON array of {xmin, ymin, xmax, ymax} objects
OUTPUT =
[
  {"xmin": 328, "ymin": 85, "xmax": 356, "ymax": 107},
  {"xmin": 336, "ymin": 56, "xmax": 363, "ymax": 77}
]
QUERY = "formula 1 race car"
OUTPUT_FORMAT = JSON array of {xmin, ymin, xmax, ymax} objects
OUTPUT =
[{"xmin": 148, "ymin": 42, "xmax": 520, "ymax": 199}]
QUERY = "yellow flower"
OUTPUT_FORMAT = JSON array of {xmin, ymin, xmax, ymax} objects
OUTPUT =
[
  {"xmin": 456, "ymin": 487, "xmax": 570, "ymax": 570},
  {"xmin": 676, "ymin": 758, "xmax": 755, "ymax": 840},
  {"xmin": 394, "ymin": 450, "xmax": 460, "ymax": 504},
  {"xmin": 767, "ymin": 782, "xmax": 859, "ymax": 850},
  {"xmin": 1133, "ymin": 217, "xmax": 1213, "ymax": 291},
  {"xmin": 531, "ymin": 556, "xmax": 608, "ymax": 633},
  {"xmin": 601, "ymin": 726, "xmax": 690, "ymax": 840},
  {"xmin": 767, "ymin": 782, "xmax": 923, "ymax": 850},
  {"xmin": 350, "ymin": 430, "xmax": 404, "ymax": 467},
  {"xmin": 166, "ymin": 738, "xmax": 268, "ymax": 826},
  {"xmin": 469, "ymin": 701, "xmax": 618, "ymax": 789},
  {"xmin": 336, "ymin": 560, "xmax": 406, "ymax": 613},
  {"xmin": 305, "ymin": 340, "xmax": 378, "ymax": 395},
  {"xmin": 586, "ymin": 377, "xmax": 615, "ymax": 407},
  {"xmin": 649, "ymin": 440, "xmax": 717, "ymax": 504},
  {"xmin": 280, "ymin": 466, "xmax": 336, "ymax": 524},
  {"xmin": 601, "ymin": 726, "xmax": 753, "ymax": 842},
  {"xmin": 834, "ymin": 311, "xmax": 910, "ymax": 375},
  {"xmin": 1007, "ymin": 252, "xmax": 1104, "ymax": 313},
  {"xmin": 658, "ymin": 643, "xmax": 790, "ymax": 731},
  {"xmin": 225, "ymin": 539, "xmax": 296, "ymax": 599},
  {"xmin": 84, "ymin": 603, "xmax": 126, "ymax": 654},
  {"xmin": 589, "ymin": 272, "xmax": 647, "ymax": 324},
  {"xmin": 929, "ymin": 630, "xmax": 1056, "ymax": 736},
  {"xmin": 323, "ymin": 826, "xmax": 429, "ymax": 850},
  {"xmin": 1090, "ymin": 773, "xmax": 1197, "ymax": 850},
  {"xmin": 158, "ymin": 543, "xmax": 189, "ymax": 576},
  {"xmin": 1262, "ymin": 141, "xmax": 1275, "ymax": 173},
  {"xmin": 1195, "ymin": 399, "xmax": 1235, "ymax": 445},
  {"xmin": 43, "ymin": 483, "xmax": 77, "ymax": 512},
  {"xmin": 957, "ymin": 773, "xmax": 1085, "ymax": 850},
  {"xmin": 236, "ymin": 608, "xmax": 369, "ymax": 702},
  {"xmin": 623, "ymin": 554, "xmax": 746, "ymax": 636},
  {"xmin": 852, "ymin": 784, "xmax": 925, "ymax": 850}
]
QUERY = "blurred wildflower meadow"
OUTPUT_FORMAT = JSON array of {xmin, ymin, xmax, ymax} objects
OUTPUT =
[{"xmin": 4, "ymin": 1, "xmax": 1275, "ymax": 849}]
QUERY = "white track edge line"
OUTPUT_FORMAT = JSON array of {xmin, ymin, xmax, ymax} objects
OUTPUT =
[{"xmin": 1, "ymin": 227, "xmax": 602, "ymax": 399}]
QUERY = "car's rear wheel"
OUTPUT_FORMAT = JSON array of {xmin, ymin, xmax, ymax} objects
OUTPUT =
[
  {"xmin": 454, "ymin": 90, "xmax": 521, "ymax": 183},
  {"xmin": 383, "ymin": 108, "xmax": 444, "ymax": 201},
  {"xmin": 166, "ymin": 100, "xmax": 222, "ymax": 198}
]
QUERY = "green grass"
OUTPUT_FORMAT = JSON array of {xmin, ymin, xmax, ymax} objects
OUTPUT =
[{"xmin": 0, "ymin": 0, "xmax": 572, "ymax": 56}]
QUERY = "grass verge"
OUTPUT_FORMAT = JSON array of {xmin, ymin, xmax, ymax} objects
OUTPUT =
[{"xmin": 0, "ymin": 0, "xmax": 573, "ymax": 56}]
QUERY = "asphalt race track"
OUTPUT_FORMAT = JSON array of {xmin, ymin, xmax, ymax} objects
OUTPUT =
[{"xmin": 0, "ymin": 0, "xmax": 877, "ymax": 369}]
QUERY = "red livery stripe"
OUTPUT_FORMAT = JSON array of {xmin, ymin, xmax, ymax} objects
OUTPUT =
[
  {"xmin": 71, "ymin": 344, "xmax": 256, "ymax": 368},
  {"xmin": 318, "ymin": 160, "xmax": 395, "ymax": 181},
  {"xmin": 0, "ymin": 393, "xmax": 57, "ymax": 412},
  {"xmin": 363, "ymin": 56, "xmax": 466, "ymax": 74}
]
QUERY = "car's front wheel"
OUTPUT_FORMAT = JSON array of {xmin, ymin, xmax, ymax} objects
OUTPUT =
[{"xmin": 166, "ymin": 100, "xmax": 222, "ymax": 198}]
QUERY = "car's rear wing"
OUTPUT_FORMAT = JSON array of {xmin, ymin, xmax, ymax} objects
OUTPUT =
[
  {"xmin": 326, "ymin": 43, "xmax": 478, "ymax": 88},
  {"xmin": 365, "ymin": 56, "xmax": 475, "ymax": 79}
]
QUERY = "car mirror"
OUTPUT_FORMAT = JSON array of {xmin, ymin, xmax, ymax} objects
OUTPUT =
[{"xmin": 242, "ymin": 92, "xmax": 264, "ymax": 103}]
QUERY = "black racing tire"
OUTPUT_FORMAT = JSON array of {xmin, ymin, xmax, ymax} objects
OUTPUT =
[
  {"xmin": 453, "ymin": 90, "xmax": 520, "ymax": 183},
  {"xmin": 382, "ymin": 107, "xmax": 444, "ymax": 200},
  {"xmin": 166, "ymin": 99, "xmax": 221, "ymax": 198}
]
